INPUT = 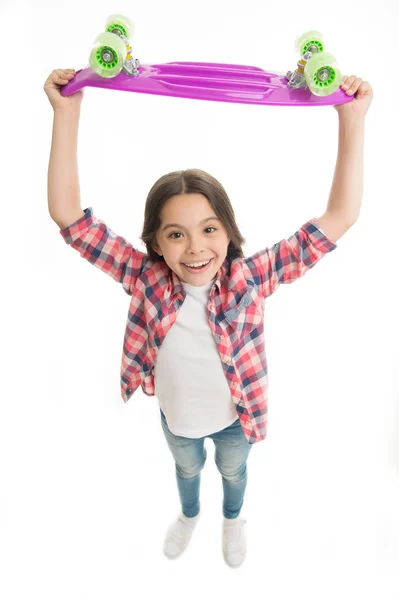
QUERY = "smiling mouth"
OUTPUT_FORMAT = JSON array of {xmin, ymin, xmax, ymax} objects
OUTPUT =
[
  {"xmin": 181, "ymin": 258, "xmax": 213, "ymax": 272},
  {"xmin": 181, "ymin": 259, "xmax": 213, "ymax": 266}
]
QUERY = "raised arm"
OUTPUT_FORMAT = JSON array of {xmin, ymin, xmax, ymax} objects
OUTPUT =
[
  {"xmin": 45, "ymin": 69, "xmax": 147, "ymax": 295},
  {"xmin": 314, "ymin": 75, "xmax": 373, "ymax": 242},
  {"xmin": 314, "ymin": 115, "xmax": 365, "ymax": 242},
  {"xmin": 47, "ymin": 107, "xmax": 84, "ymax": 229},
  {"xmin": 45, "ymin": 68, "xmax": 85, "ymax": 228}
]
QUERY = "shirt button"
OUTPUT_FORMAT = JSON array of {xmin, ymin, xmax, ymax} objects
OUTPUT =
[
  {"xmin": 220, "ymin": 334, "xmax": 224, "ymax": 340},
  {"xmin": 209, "ymin": 304, "xmax": 215, "ymax": 311}
]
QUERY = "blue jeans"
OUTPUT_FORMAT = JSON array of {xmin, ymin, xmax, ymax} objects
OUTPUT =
[{"xmin": 160, "ymin": 408, "xmax": 252, "ymax": 519}]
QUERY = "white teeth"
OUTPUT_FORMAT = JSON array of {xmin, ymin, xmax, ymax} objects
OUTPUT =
[{"xmin": 184, "ymin": 259, "xmax": 211, "ymax": 268}]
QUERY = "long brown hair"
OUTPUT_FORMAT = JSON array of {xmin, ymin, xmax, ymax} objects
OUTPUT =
[{"xmin": 139, "ymin": 168, "xmax": 246, "ymax": 263}]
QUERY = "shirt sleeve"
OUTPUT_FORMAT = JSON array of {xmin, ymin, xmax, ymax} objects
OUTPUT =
[
  {"xmin": 59, "ymin": 207, "xmax": 147, "ymax": 295},
  {"xmin": 248, "ymin": 218, "xmax": 338, "ymax": 299}
]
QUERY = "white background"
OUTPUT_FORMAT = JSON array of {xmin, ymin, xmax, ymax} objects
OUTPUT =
[{"xmin": 1, "ymin": 0, "xmax": 398, "ymax": 598}]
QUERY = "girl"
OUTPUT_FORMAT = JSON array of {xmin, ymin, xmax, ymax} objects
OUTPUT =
[{"xmin": 44, "ymin": 68, "xmax": 373, "ymax": 568}]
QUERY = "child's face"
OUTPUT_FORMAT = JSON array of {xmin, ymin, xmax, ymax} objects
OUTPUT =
[{"xmin": 153, "ymin": 193, "xmax": 231, "ymax": 286}]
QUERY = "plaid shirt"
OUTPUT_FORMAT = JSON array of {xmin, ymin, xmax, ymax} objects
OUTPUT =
[{"xmin": 60, "ymin": 207, "xmax": 337, "ymax": 444}]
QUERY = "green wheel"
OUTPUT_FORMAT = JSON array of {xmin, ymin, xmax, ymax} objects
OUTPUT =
[
  {"xmin": 104, "ymin": 13, "xmax": 134, "ymax": 40},
  {"xmin": 304, "ymin": 51, "xmax": 342, "ymax": 96},
  {"xmin": 295, "ymin": 30, "xmax": 324, "ymax": 57},
  {"xmin": 89, "ymin": 32, "xmax": 127, "ymax": 78}
]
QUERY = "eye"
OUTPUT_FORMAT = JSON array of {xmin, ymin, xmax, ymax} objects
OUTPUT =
[{"xmin": 168, "ymin": 227, "xmax": 217, "ymax": 239}]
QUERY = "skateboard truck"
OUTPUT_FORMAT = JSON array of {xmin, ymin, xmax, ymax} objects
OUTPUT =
[
  {"xmin": 110, "ymin": 30, "xmax": 141, "ymax": 76},
  {"xmin": 286, "ymin": 51, "xmax": 313, "ymax": 89}
]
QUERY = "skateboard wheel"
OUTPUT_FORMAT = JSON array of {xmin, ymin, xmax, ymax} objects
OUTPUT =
[
  {"xmin": 295, "ymin": 30, "xmax": 324, "ymax": 57},
  {"xmin": 104, "ymin": 13, "xmax": 134, "ymax": 40},
  {"xmin": 304, "ymin": 51, "xmax": 342, "ymax": 96},
  {"xmin": 89, "ymin": 32, "xmax": 127, "ymax": 78}
]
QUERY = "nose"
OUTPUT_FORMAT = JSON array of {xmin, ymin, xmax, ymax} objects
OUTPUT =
[{"xmin": 186, "ymin": 238, "xmax": 207, "ymax": 255}]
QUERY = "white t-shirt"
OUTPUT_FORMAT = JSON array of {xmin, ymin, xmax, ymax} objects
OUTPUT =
[{"xmin": 154, "ymin": 276, "xmax": 239, "ymax": 438}]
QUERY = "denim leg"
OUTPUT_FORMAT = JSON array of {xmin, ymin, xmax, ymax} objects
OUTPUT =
[
  {"xmin": 175, "ymin": 469, "xmax": 203, "ymax": 518},
  {"xmin": 210, "ymin": 418, "xmax": 252, "ymax": 519},
  {"xmin": 160, "ymin": 409, "xmax": 207, "ymax": 518},
  {"xmin": 219, "ymin": 461, "xmax": 248, "ymax": 519}
]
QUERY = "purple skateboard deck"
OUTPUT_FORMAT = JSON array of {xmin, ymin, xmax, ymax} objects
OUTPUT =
[{"xmin": 61, "ymin": 61, "xmax": 353, "ymax": 106}]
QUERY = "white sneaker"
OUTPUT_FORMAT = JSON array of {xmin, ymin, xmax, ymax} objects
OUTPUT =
[
  {"xmin": 163, "ymin": 512, "xmax": 201, "ymax": 559},
  {"xmin": 222, "ymin": 517, "xmax": 247, "ymax": 568}
]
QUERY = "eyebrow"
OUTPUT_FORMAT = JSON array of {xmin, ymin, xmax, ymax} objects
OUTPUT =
[{"xmin": 162, "ymin": 216, "xmax": 221, "ymax": 232}]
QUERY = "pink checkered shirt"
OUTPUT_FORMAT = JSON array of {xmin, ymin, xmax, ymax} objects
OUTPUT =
[{"xmin": 60, "ymin": 207, "xmax": 337, "ymax": 444}]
